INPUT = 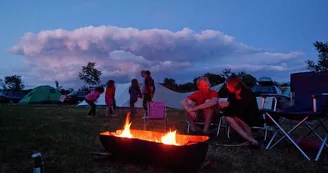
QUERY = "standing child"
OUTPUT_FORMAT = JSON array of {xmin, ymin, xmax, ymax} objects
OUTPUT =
[
  {"xmin": 85, "ymin": 86, "xmax": 104, "ymax": 118},
  {"xmin": 105, "ymin": 80, "xmax": 116, "ymax": 117},
  {"xmin": 129, "ymin": 79, "xmax": 142, "ymax": 118}
]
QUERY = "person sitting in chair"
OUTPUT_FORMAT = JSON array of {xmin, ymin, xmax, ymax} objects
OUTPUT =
[
  {"xmin": 224, "ymin": 74, "xmax": 263, "ymax": 146},
  {"xmin": 180, "ymin": 77, "xmax": 219, "ymax": 135}
]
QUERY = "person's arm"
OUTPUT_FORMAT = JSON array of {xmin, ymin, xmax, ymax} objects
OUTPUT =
[
  {"xmin": 138, "ymin": 88, "xmax": 142, "ymax": 98},
  {"xmin": 191, "ymin": 91, "xmax": 219, "ymax": 111},
  {"xmin": 180, "ymin": 92, "xmax": 198, "ymax": 112},
  {"xmin": 191, "ymin": 97, "xmax": 219, "ymax": 111},
  {"xmin": 180, "ymin": 97, "xmax": 193, "ymax": 112}
]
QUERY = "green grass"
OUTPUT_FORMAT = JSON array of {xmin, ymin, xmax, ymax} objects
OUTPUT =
[{"xmin": 0, "ymin": 104, "xmax": 327, "ymax": 173}]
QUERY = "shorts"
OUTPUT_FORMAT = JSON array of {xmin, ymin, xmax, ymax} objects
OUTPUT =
[{"xmin": 105, "ymin": 98, "xmax": 114, "ymax": 106}]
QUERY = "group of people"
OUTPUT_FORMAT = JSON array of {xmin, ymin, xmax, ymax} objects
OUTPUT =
[
  {"xmin": 84, "ymin": 71, "xmax": 263, "ymax": 147},
  {"xmin": 84, "ymin": 70, "xmax": 155, "ymax": 118},
  {"xmin": 181, "ymin": 74, "xmax": 263, "ymax": 147}
]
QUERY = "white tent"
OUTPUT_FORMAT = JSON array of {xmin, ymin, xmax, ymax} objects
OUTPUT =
[{"xmin": 76, "ymin": 83, "xmax": 224, "ymax": 109}]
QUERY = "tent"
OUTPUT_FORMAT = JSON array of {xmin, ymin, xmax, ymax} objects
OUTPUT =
[
  {"xmin": 76, "ymin": 83, "xmax": 224, "ymax": 109},
  {"xmin": 19, "ymin": 85, "xmax": 61, "ymax": 104}
]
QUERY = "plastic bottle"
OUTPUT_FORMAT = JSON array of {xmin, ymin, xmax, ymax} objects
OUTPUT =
[{"xmin": 32, "ymin": 152, "xmax": 44, "ymax": 173}]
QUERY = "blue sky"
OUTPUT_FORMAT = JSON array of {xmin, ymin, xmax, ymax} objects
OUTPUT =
[{"xmin": 0, "ymin": 0, "xmax": 327, "ymax": 89}]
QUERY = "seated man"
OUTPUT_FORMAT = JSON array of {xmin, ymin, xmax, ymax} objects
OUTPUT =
[{"xmin": 180, "ymin": 77, "xmax": 221, "ymax": 135}]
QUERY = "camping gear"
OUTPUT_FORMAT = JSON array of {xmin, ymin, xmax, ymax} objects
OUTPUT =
[
  {"xmin": 143, "ymin": 102, "xmax": 168, "ymax": 132},
  {"xmin": 291, "ymin": 71, "xmax": 328, "ymax": 111},
  {"xmin": 261, "ymin": 93, "xmax": 328, "ymax": 161},
  {"xmin": 99, "ymin": 130, "xmax": 209, "ymax": 170},
  {"xmin": 32, "ymin": 152, "xmax": 44, "ymax": 173},
  {"xmin": 19, "ymin": 85, "xmax": 61, "ymax": 104}
]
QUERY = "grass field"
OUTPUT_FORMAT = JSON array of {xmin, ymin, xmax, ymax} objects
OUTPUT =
[{"xmin": 1, "ymin": 104, "xmax": 328, "ymax": 173}]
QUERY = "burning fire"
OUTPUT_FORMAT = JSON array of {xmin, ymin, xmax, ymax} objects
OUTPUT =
[
  {"xmin": 161, "ymin": 130, "xmax": 177, "ymax": 145},
  {"xmin": 115, "ymin": 113, "xmax": 179, "ymax": 145},
  {"xmin": 119, "ymin": 113, "xmax": 133, "ymax": 138}
]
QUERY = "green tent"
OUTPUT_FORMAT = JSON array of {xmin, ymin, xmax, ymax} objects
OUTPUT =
[{"xmin": 19, "ymin": 85, "xmax": 61, "ymax": 104}]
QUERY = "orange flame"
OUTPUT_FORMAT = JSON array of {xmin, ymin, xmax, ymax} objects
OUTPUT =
[
  {"xmin": 119, "ymin": 112, "xmax": 133, "ymax": 138},
  {"xmin": 116, "ymin": 112, "xmax": 180, "ymax": 145},
  {"xmin": 161, "ymin": 130, "xmax": 177, "ymax": 145}
]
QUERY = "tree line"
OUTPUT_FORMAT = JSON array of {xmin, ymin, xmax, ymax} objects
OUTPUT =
[{"xmin": 1, "ymin": 41, "xmax": 327, "ymax": 93}]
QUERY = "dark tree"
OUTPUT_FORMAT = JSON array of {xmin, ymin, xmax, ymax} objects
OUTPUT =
[
  {"xmin": 67, "ymin": 88, "xmax": 74, "ymax": 92},
  {"xmin": 78, "ymin": 62, "xmax": 102, "ymax": 87},
  {"xmin": 162, "ymin": 78, "xmax": 177, "ymax": 91},
  {"xmin": 177, "ymin": 82, "xmax": 197, "ymax": 93},
  {"xmin": 306, "ymin": 41, "xmax": 328, "ymax": 72},
  {"xmin": 4, "ymin": 75, "xmax": 24, "ymax": 91},
  {"xmin": 193, "ymin": 72, "xmax": 225, "ymax": 87},
  {"xmin": 221, "ymin": 68, "xmax": 232, "ymax": 78},
  {"xmin": 218, "ymin": 70, "xmax": 257, "ymax": 97},
  {"xmin": 237, "ymin": 71, "xmax": 257, "ymax": 89},
  {"xmin": 0, "ymin": 79, "xmax": 6, "ymax": 90}
]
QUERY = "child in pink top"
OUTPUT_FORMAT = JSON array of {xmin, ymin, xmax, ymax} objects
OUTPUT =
[{"xmin": 85, "ymin": 86, "xmax": 104, "ymax": 117}]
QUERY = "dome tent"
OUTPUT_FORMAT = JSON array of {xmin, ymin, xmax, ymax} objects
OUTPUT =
[{"xmin": 19, "ymin": 85, "xmax": 61, "ymax": 104}]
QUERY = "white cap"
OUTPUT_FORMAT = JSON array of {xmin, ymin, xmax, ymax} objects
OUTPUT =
[{"xmin": 32, "ymin": 153, "xmax": 41, "ymax": 158}]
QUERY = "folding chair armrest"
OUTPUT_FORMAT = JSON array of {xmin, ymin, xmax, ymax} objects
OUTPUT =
[{"xmin": 312, "ymin": 93, "xmax": 328, "ymax": 98}]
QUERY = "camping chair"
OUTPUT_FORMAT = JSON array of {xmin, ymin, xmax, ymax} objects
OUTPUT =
[
  {"xmin": 186, "ymin": 98, "xmax": 228, "ymax": 137},
  {"xmin": 225, "ymin": 96, "xmax": 278, "ymax": 140},
  {"xmin": 262, "ymin": 93, "xmax": 328, "ymax": 161},
  {"xmin": 143, "ymin": 101, "xmax": 168, "ymax": 132}
]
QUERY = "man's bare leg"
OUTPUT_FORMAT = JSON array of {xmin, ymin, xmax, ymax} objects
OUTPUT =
[
  {"xmin": 225, "ymin": 117, "xmax": 258, "ymax": 143},
  {"xmin": 203, "ymin": 108, "xmax": 214, "ymax": 134},
  {"xmin": 185, "ymin": 100, "xmax": 197, "ymax": 132}
]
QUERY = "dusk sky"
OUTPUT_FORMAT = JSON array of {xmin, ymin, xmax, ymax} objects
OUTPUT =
[{"xmin": 1, "ymin": 0, "xmax": 327, "ymax": 89}]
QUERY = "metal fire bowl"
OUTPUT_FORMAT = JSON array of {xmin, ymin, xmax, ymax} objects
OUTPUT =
[{"xmin": 99, "ymin": 130, "xmax": 209, "ymax": 170}]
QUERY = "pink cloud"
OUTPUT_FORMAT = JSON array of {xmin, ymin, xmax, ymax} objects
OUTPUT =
[{"xmin": 8, "ymin": 25, "xmax": 305, "ymax": 85}]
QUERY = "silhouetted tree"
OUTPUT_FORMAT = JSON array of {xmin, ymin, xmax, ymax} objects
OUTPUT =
[
  {"xmin": 4, "ymin": 75, "xmax": 24, "ymax": 91},
  {"xmin": 218, "ymin": 70, "xmax": 257, "ymax": 97},
  {"xmin": 162, "ymin": 78, "xmax": 177, "ymax": 90},
  {"xmin": 306, "ymin": 41, "xmax": 328, "ymax": 72},
  {"xmin": 237, "ymin": 71, "xmax": 257, "ymax": 89},
  {"xmin": 78, "ymin": 62, "xmax": 102, "ymax": 87},
  {"xmin": 193, "ymin": 72, "xmax": 225, "ymax": 87},
  {"xmin": 0, "ymin": 79, "xmax": 6, "ymax": 90},
  {"xmin": 178, "ymin": 82, "xmax": 197, "ymax": 93},
  {"xmin": 221, "ymin": 68, "xmax": 232, "ymax": 78},
  {"xmin": 67, "ymin": 88, "xmax": 74, "ymax": 92}
]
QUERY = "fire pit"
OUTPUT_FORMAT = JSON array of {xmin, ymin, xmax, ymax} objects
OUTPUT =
[{"xmin": 99, "ymin": 113, "xmax": 210, "ymax": 170}]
